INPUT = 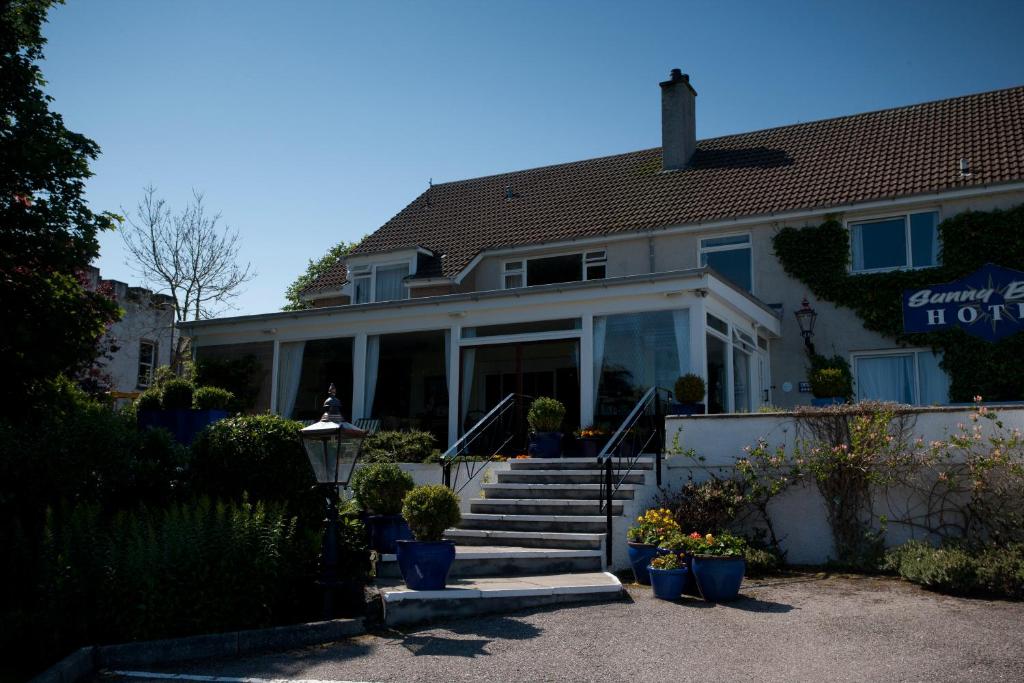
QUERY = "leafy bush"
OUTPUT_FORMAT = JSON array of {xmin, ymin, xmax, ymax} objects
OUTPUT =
[
  {"xmin": 527, "ymin": 397, "xmax": 565, "ymax": 433},
  {"xmin": 884, "ymin": 541, "xmax": 1024, "ymax": 599},
  {"xmin": 136, "ymin": 389, "xmax": 162, "ymax": 411},
  {"xmin": 194, "ymin": 354, "xmax": 262, "ymax": 412},
  {"xmin": 351, "ymin": 463, "xmax": 414, "ymax": 515},
  {"xmin": 656, "ymin": 477, "xmax": 745, "ymax": 536},
  {"xmin": 192, "ymin": 386, "xmax": 235, "ymax": 411},
  {"xmin": 809, "ymin": 367, "xmax": 851, "ymax": 399},
  {"xmin": 673, "ymin": 374, "xmax": 706, "ymax": 403},
  {"xmin": 744, "ymin": 545, "xmax": 783, "ymax": 576},
  {"xmin": 402, "ymin": 485, "xmax": 461, "ymax": 542},
  {"xmin": 160, "ymin": 378, "xmax": 195, "ymax": 410},
  {"xmin": 361, "ymin": 430, "xmax": 439, "ymax": 463}
]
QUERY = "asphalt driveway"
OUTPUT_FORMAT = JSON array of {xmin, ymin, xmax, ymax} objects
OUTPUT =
[{"xmin": 105, "ymin": 573, "xmax": 1024, "ymax": 682}]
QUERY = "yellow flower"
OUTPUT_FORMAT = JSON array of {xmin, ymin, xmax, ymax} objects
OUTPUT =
[{"xmin": 705, "ymin": 534, "xmax": 714, "ymax": 543}]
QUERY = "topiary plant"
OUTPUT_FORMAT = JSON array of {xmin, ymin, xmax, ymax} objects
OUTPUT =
[
  {"xmin": 192, "ymin": 386, "xmax": 235, "ymax": 411},
  {"xmin": 160, "ymin": 378, "xmax": 195, "ymax": 410},
  {"xmin": 351, "ymin": 462, "xmax": 415, "ymax": 516},
  {"xmin": 674, "ymin": 374, "xmax": 706, "ymax": 403},
  {"xmin": 527, "ymin": 397, "xmax": 566, "ymax": 433},
  {"xmin": 401, "ymin": 484, "xmax": 461, "ymax": 542},
  {"xmin": 809, "ymin": 367, "xmax": 852, "ymax": 399},
  {"xmin": 136, "ymin": 389, "xmax": 162, "ymax": 411}
]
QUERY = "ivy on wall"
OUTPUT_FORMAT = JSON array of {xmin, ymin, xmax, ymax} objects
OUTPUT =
[{"xmin": 772, "ymin": 204, "xmax": 1024, "ymax": 402}]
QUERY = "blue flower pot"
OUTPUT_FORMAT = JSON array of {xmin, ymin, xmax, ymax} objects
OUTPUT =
[
  {"xmin": 692, "ymin": 555, "xmax": 745, "ymax": 602},
  {"xmin": 628, "ymin": 542, "xmax": 659, "ymax": 585},
  {"xmin": 367, "ymin": 514, "xmax": 413, "ymax": 554},
  {"xmin": 396, "ymin": 540, "xmax": 456, "ymax": 590},
  {"xmin": 528, "ymin": 432, "xmax": 563, "ymax": 458},
  {"xmin": 648, "ymin": 566, "xmax": 689, "ymax": 600},
  {"xmin": 658, "ymin": 549, "xmax": 700, "ymax": 596}
]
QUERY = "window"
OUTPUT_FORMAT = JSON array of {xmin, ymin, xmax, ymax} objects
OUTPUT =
[
  {"xmin": 352, "ymin": 264, "xmax": 371, "ymax": 304},
  {"xmin": 853, "ymin": 349, "xmax": 950, "ymax": 405},
  {"xmin": 349, "ymin": 262, "xmax": 409, "ymax": 303},
  {"xmin": 850, "ymin": 210, "xmax": 939, "ymax": 273},
  {"xmin": 502, "ymin": 250, "xmax": 608, "ymax": 289},
  {"xmin": 137, "ymin": 340, "xmax": 157, "ymax": 388},
  {"xmin": 700, "ymin": 234, "xmax": 752, "ymax": 292}
]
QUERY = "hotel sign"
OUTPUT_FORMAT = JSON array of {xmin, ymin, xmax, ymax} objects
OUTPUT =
[{"xmin": 902, "ymin": 264, "xmax": 1024, "ymax": 342}]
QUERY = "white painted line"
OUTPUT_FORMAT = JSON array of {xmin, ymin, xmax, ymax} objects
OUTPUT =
[{"xmin": 110, "ymin": 670, "xmax": 373, "ymax": 683}]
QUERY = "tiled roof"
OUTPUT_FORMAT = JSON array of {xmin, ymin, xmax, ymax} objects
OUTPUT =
[{"xmin": 305, "ymin": 85, "xmax": 1024, "ymax": 294}]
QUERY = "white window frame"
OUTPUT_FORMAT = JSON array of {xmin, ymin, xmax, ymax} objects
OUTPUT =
[
  {"xmin": 698, "ymin": 232, "xmax": 754, "ymax": 293},
  {"xmin": 501, "ymin": 249, "xmax": 608, "ymax": 290},
  {"xmin": 348, "ymin": 260, "xmax": 413, "ymax": 303},
  {"xmin": 137, "ymin": 339, "xmax": 157, "ymax": 389},
  {"xmin": 850, "ymin": 347, "xmax": 948, "ymax": 405},
  {"xmin": 847, "ymin": 208, "xmax": 941, "ymax": 274}
]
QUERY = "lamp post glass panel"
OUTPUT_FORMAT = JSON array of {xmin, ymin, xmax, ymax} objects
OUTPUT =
[
  {"xmin": 300, "ymin": 383, "xmax": 366, "ymax": 618},
  {"xmin": 794, "ymin": 297, "xmax": 818, "ymax": 354}
]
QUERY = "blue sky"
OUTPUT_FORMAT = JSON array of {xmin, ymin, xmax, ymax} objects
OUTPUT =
[{"xmin": 43, "ymin": 0, "xmax": 1024, "ymax": 316}]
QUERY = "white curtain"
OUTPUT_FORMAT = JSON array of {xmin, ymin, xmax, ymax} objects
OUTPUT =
[
  {"xmin": 276, "ymin": 341, "xmax": 305, "ymax": 418},
  {"xmin": 856, "ymin": 355, "xmax": 914, "ymax": 404},
  {"xmin": 459, "ymin": 347, "xmax": 476, "ymax": 428},
  {"xmin": 364, "ymin": 335, "xmax": 380, "ymax": 418},
  {"xmin": 850, "ymin": 226, "xmax": 865, "ymax": 272},
  {"xmin": 672, "ymin": 308, "xmax": 690, "ymax": 379},
  {"xmin": 375, "ymin": 264, "xmax": 408, "ymax": 302},
  {"xmin": 917, "ymin": 351, "xmax": 951, "ymax": 405},
  {"xmin": 733, "ymin": 347, "xmax": 750, "ymax": 412},
  {"xmin": 592, "ymin": 316, "xmax": 607, "ymax": 413}
]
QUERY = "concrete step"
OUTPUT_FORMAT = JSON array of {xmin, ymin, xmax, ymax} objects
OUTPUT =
[
  {"xmin": 480, "ymin": 483, "xmax": 636, "ymax": 500},
  {"xmin": 458, "ymin": 512, "xmax": 610, "ymax": 534},
  {"xmin": 376, "ymin": 545, "xmax": 603, "ymax": 579},
  {"xmin": 509, "ymin": 456, "xmax": 655, "ymax": 471},
  {"xmin": 380, "ymin": 571, "xmax": 624, "ymax": 626},
  {"xmin": 497, "ymin": 469, "xmax": 647, "ymax": 485},
  {"xmin": 445, "ymin": 527, "xmax": 604, "ymax": 550},
  {"xmin": 469, "ymin": 498, "xmax": 623, "ymax": 516}
]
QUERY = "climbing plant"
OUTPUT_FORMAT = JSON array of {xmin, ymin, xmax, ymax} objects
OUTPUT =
[{"xmin": 772, "ymin": 204, "xmax": 1024, "ymax": 401}]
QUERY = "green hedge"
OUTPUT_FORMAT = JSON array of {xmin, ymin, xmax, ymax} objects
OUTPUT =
[
  {"xmin": 884, "ymin": 541, "xmax": 1024, "ymax": 599},
  {"xmin": 360, "ymin": 430, "xmax": 439, "ymax": 463}
]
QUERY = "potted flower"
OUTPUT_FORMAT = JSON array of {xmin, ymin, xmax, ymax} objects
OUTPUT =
[
  {"xmin": 626, "ymin": 508, "xmax": 680, "ymax": 585},
  {"xmin": 574, "ymin": 424, "xmax": 611, "ymax": 458},
  {"xmin": 657, "ymin": 530, "xmax": 703, "ymax": 597},
  {"xmin": 809, "ymin": 367, "xmax": 850, "ymax": 407},
  {"xmin": 647, "ymin": 552, "xmax": 689, "ymax": 601},
  {"xmin": 395, "ymin": 484, "xmax": 462, "ymax": 590},
  {"xmin": 672, "ymin": 374, "xmax": 706, "ymax": 416},
  {"xmin": 350, "ymin": 462, "xmax": 415, "ymax": 553},
  {"xmin": 527, "ymin": 397, "xmax": 566, "ymax": 458},
  {"xmin": 688, "ymin": 531, "xmax": 747, "ymax": 602}
]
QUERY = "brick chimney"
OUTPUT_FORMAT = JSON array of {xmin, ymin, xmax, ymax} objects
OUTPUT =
[{"xmin": 660, "ymin": 69, "xmax": 697, "ymax": 171}]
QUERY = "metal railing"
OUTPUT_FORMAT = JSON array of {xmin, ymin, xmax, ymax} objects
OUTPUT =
[
  {"xmin": 597, "ymin": 386, "xmax": 670, "ymax": 565},
  {"xmin": 441, "ymin": 393, "xmax": 532, "ymax": 494}
]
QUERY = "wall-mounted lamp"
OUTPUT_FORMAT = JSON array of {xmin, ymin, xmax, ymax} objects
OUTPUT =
[{"xmin": 794, "ymin": 298, "xmax": 818, "ymax": 355}]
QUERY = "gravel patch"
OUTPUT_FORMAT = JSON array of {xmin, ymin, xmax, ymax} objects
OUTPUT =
[{"xmin": 106, "ymin": 574, "xmax": 1024, "ymax": 682}]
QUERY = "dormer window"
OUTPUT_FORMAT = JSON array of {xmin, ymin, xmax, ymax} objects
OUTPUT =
[
  {"xmin": 350, "ymin": 262, "xmax": 410, "ymax": 303},
  {"xmin": 502, "ymin": 250, "xmax": 608, "ymax": 289}
]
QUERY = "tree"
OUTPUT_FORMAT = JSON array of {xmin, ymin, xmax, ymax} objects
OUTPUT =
[
  {"xmin": 121, "ymin": 186, "xmax": 254, "ymax": 367},
  {"xmin": 282, "ymin": 238, "xmax": 363, "ymax": 311},
  {"xmin": 0, "ymin": 0, "xmax": 122, "ymax": 413}
]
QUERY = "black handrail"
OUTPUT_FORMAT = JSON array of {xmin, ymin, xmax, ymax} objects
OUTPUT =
[
  {"xmin": 441, "ymin": 393, "xmax": 531, "ymax": 494},
  {"xmin": 597, "ymin": 386, "xmax": 671, "ymax": 565}
]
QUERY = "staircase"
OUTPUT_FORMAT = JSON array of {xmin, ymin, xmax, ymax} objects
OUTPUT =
[{"xmin": 376, "ymin": 456, "xmax": 657, "ymax": 626}]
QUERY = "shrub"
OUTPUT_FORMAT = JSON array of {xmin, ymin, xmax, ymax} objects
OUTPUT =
[
  {"xmin": 160, "ymin": 378, "xmax": 195, "ymax": 410},
  {"xmin": 656, "ymin": 477, "xmax": 745, "ymax": 536},
  {"xmin": 527, "ymin": 397, "xmax": 565, "ymax": 433},
  {"xmin": 361, "ymin": 430, "xmax": 438, "ymax": 463},
  {"xmin": 194, "ymin": 354, "xmax": 262, "ymax": 412},
  {"xmin": 136, "ymin": 389, "xmax": 162, "ymax": 411},
  {"xmin": 350, "ymin": 463, "xmax": 414, "ymax": 516},
  {"xmin": 809, "ymin": 367, "xmax": 851, "ymax": 399},
  {"xmin": 674, "ymin": 374, "xmax": 706, "ymax": 403},
  {"xmin": 884, "ymin": 541, "xmax": 1024, "ymax": 599},
  {"xmin": 402, "ymin": 485, "xmax": 461, "ymax": 542},
  {"xmin": 744, "ymin": 546, "xmax": 783, "ymax": 576},
  {"xmin": 192, "ymin": 386, "xmax": 235, "ymax": 411}
]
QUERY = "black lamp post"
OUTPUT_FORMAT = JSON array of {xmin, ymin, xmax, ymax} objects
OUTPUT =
[
  {"xmin": 794, "ymin": 298, "xmax": 818, "ymax": 355},
  {"xmin": 299, "ymin": 383, "xmax": 366, "ymax": 619}
]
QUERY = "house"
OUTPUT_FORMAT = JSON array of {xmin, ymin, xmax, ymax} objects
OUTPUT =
[
  {"xmin": 81, "ymin": 265, "xmax": 176, "ymax": 400},
  {"xmin": 179, "ymin": 71, "xmax": 1024, "ymax": 447}
]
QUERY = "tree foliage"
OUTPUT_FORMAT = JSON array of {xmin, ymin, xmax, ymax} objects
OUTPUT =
[
  {"xmin": 0, "ymin": 0, "xmax": 121, "ymax": 413},
  {"xmin": 282, "ymin": 238, "xmax": 363, "ymax": 311}
]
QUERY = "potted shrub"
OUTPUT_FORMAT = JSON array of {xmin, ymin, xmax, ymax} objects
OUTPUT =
[
  {"xmin": 809, "ymin": 367, "xmax": 850, "ymax": 407},
  {"xmin": 574, "ymin": 424, "xmax": 611, "ymax": 458},
  {"xmin": 626, "ymin": 508, "xmax": 680, "ymax": 585},
  {"xmin": 672, "ymin": 374, "xmax": 706, "ymax": 416},
  {"xmin": 689, "ymin": 531, "xmax": 747, "ymax": 602},
  {"xmin": 647, "ymin": 552, "xmax": 689, "ymax": 601},
  {"xmin": 350, "ymin": 462, "xmax": 415, "ymax": 553},
  {"xmin": 396, "ymin": 484, "xmax": 462, "ymax": 590},
  {"xmin": 527, "ymin": 397, "xmax": 566, "ymax": 458},
  {"xmin": 191, "ymin": 385, "xmax": 233, "ymax": 434},
  {"xmin": 138, "ymin": 380, "xmax": 233, "ymax": 444}
]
